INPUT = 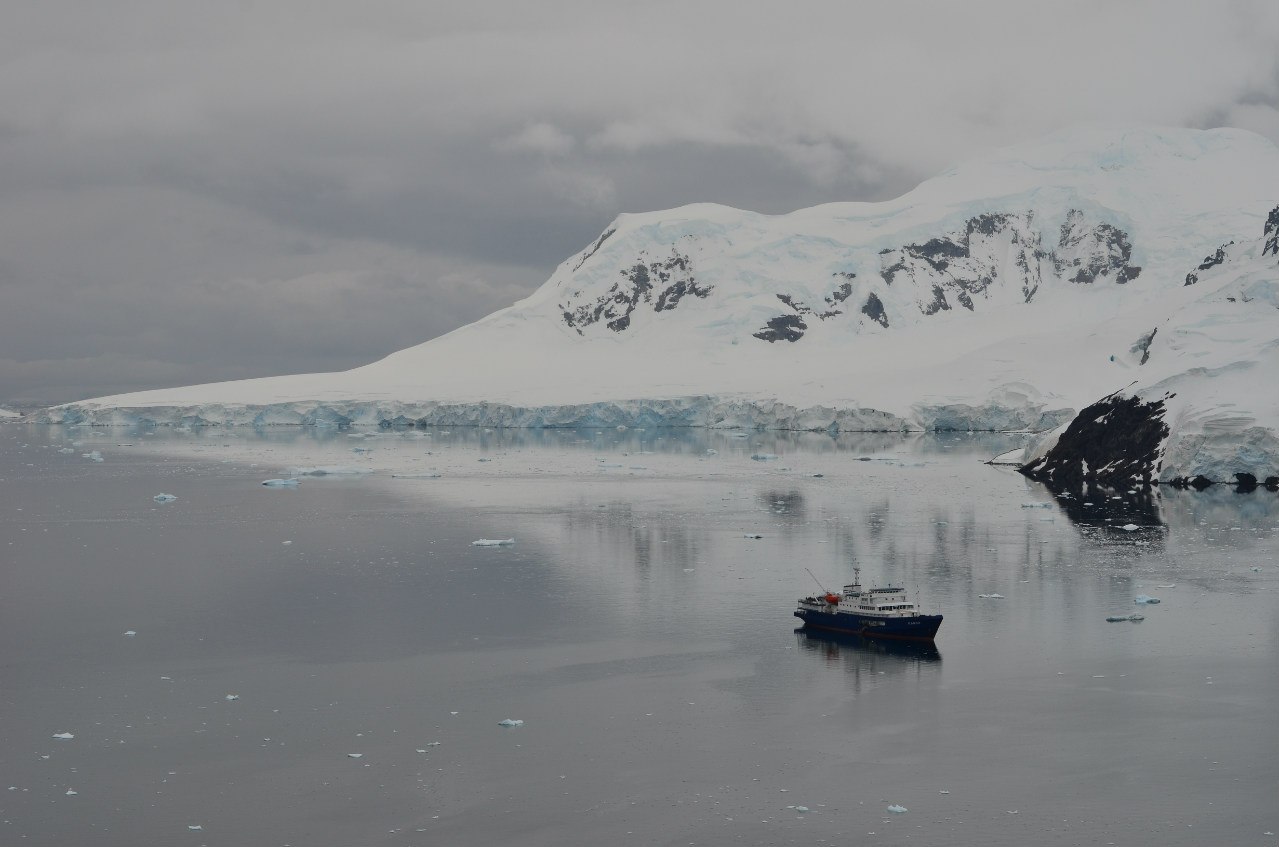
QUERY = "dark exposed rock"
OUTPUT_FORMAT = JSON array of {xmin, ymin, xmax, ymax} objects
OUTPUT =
[
  {"xmin": 1190, "ymin": 475, "xmax": 1213, "ymax": 490},
  {"xmin": 1265, "ymin": 476, "xmax": 1279, "ymax": 491},
  {"xmin": 1264, "ymin": 205, "xmax": 1279, "ymax": 257},
  {"xmin": 572, "ymin": 227, "xmax": 616, "ymax": 271},
  {"xmin": 922, "ymin": 284, "xmax": 950, "ymax": 315},
  {"xmin": 1185, "ymin": 242, "xmax": 1233, "ymax": 285},
  {"xmin": 1055, "ymin": 211, "xmax": 1141, "ymax": 285},
  {"xmin": 1130, "ymin": 327, "xmax": 1157, "ymax": 365},
  {"xmin": 560, "ymin": 248, "xmax": 710, "ymax": 334},
  {"xmin": 1235, "ymin": 472, "xmax": 1258, "ymax": 491},
  {"xmin": 1019, "ymin": 394, "xmax": 1170, "ymax": 489},
  {"xmin": 861, "ymin": 292, "xmax": 888, "ymax": 327},
  {"xmin": 753, "ymin": 314, "xmax": 808, "ymax": 343}
]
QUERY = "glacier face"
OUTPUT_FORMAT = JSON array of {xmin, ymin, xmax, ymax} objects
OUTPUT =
[{"xmin": 45, "ymin": 126, "xmax": 1279, "ymax": 483}]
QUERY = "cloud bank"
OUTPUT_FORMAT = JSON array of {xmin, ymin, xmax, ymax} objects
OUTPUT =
[{"xmin": 3, "ymin": 0, "xmax": 1278, "ymax": 404}]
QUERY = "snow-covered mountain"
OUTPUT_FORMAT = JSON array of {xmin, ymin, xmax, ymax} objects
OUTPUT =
[{"xmin": 47, "ymin": 126, "xmax": 1279, "ymax": 482}]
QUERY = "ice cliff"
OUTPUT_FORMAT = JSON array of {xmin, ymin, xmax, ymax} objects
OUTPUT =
[{"xmin": 45, "ymin": 126, "xmax": 1279, "ymax": 483}]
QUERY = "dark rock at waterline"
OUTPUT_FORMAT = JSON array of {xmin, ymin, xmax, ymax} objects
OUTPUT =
[
  {"xmin": 1019, "ymin": 394, "xmax": 1169, "ymax": 489},
  {"xmin": 1235, "ymin": 472, "xmax": 1258, "ymax": 492}
]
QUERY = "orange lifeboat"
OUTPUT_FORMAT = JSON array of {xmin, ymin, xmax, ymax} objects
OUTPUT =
[{"xmin": 823, "ymin": 593, "xmax": 841, "ymax": 605}]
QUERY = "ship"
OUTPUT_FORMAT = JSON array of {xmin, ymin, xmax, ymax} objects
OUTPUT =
[{"xmin": 794, "ymin": 568, "xmax": 943, "ymax": 641}]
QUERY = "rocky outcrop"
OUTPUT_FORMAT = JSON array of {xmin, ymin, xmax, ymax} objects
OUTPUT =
[{"xmin": 561, "ymin": 249, "xmax": 710, "ymax": 333}]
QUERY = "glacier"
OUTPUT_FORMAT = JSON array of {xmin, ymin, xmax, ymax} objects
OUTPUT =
[{"xmin": 42, "ymin": 126, "xmax": 1279, "ymax": 484}]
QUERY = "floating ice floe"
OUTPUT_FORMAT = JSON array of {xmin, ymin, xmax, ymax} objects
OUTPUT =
[
  {"xmin": 1021, "ymin": 502, "xmax": 1053, "ymax": 509},
  {"xmin": 153, "ymin": 493, "xmax": 177, "ymax": 502},
  {"xmin": 978, "ymin": 593, "xmax": 1005, "ymax": 599},
  {"xmin": 1134, "ymin": 595, "xmax": 1161, "ymax": 604},
  {"xmin": 887, "ymin": 804, "xmax": 907, "ymax": 814},
  {"xmin": 497, "ymin": 718, "xmax": 524, "ymax": 727},
  {"xmin": 347, "ymin": 753, "xmax": 363, "ymax": 758},
  {"xmin": 123, "ymin": 630, "xmax": 136, "ymax": 637},
  {"xmin": 1121, "ymin": 524, "xmax": 1140, "ymax": 531},
  {"xmin": 1157, "ymin": 583, "xmax": 1176, "ymax": 589},
  {"xmin": 392, "ymin": 472, "xmax": 442, "ymax": 479},
  {"xmin": 83, "ymin": 451, "xmax": 104, "ymax": 462},
  {"xmin": 472, "ymin": 538, "xmax": 515, "ymax": 547},
  {"xmin": 225, "ymin": 694, "xmax": 240, "ymax": 701},
  {"xmin": 1106, "ymin": 613, "xmax": 1145, "ymax": 622},
  {"xmin": 52, "ymin": 732, "xmax": 74, "ymax": 740},
  {"xmin": 187, "ymin": 825, "xmax": 203, "ymax": 831},
  {"xmin": 793, "ymin": 806, "xmax": 810, "ymax": 813},
  {"xmin": 290, "ymin": 466, "xmax": 371, "ymax": 477},
  {"xmin": 65, "ymin": 789, "xmax": 77, "ymax": 796},
  {"xmin": 750, "ymin": 453, "xmax": 778, "ymax": 461},
  {"xmin": 261, "ymin": 478, "xmax": 300, "ymax": 487},
  {"xmin": 57, "ymin": 447, "xmax": 75, "ymax": 454}
]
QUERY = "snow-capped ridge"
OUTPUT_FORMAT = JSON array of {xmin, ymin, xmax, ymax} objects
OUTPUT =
[{"xmin": 44, "ymin": 126, "xmax": 1279, "ymax": 488}]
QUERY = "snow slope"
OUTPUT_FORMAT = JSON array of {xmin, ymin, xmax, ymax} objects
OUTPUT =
[{"xmin": 47, "ymin": 126, "xmax": 1279, "ymax": 479}]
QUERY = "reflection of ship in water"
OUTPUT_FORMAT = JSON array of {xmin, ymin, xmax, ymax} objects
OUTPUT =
[
  {"xmin": 794, "ymin": 628, "xmax": 942, "ymax": 690},
  {"xmin": 795, "ymin": 628, "xmax": 942, "ymax": 664}
]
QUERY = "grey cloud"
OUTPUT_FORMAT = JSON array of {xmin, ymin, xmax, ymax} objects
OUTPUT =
[{"xmin": 2, "ymin": 0, "xmax": 1278, "ymax": 405}]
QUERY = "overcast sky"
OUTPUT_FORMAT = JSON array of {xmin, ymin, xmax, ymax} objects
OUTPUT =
[{"xmin": 3, "ymin": 0, "xmax": 1278, "ymax": 406}]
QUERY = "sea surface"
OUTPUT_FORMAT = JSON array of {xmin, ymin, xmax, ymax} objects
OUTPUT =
[{"xmin": 2, "ymin": 424, "xmax": 1277, "ymax": 846}]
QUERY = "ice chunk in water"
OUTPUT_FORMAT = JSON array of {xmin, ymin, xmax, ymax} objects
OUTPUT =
[
  {"xmin": 261, "ymin": 478, "xmax": 300, "ymax": 487},
  {"xmin": 123, "ymin": 630, "xmax": 136, "ymax": 637},
  {"xmin": 153, "ymin": 493, "xmax": 177, "ymax": 502},
  {"xmin": 472, "ymin": 538, "xmax": 515, "ymax": 547},
  {"xmin": 887, "ymin": 804, "xmax": 907, "ymax": 813},
  {"xmin": 52, "ymin": 732, "xmax": 74, "ymax": 740},
  {"xmin": 225, "ymin": 694, "xmax": 240, "ymax": 701},
  {"xmin": 497, "ymin": 718, "xmax": 524, "ymax": 727},
  {"xmin": 347, "ymin": 753, "xmax": 363, "ymax": 758},
  {"xmin": 1134, "ymin": 595, "xmax": 1160, "ymax": 604},
  {"xmin": 1121, "ymin": 523, "xmax": 1140, "ymax": 531},
  {"xmin": 750, "ymin": 453, "xmax": 779, "ymax": 461},
  {"xmin": 978, "ymin": 593, "xmax": 1005, "ymax": 599}
]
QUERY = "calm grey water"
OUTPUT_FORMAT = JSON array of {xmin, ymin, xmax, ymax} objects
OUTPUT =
[{"xmin": 2, "ymin": 424, "xmax": 1277, "ymax": 847}]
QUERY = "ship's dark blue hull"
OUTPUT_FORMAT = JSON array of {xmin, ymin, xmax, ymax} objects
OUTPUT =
[{"xmin": 794, "ymin": 608, "xmax": 942, "ymax": 641}]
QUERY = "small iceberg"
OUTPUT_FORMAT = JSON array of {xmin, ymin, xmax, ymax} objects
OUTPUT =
[
  {"xmin": 978, "ymin": 593, "xmax": 1005, "ymax": 599},
  {"xmin": 472, "ymin": 538, "xmax": 515, "ymax": 547},
  {"xmin": 123, "ymin": 630, "xmax": 136, "ymax": 637},
  {"xmin": 261, "ymin": 478, "xmax": 300, "ymax": 487},
  {"xmin": 497, "ymin": 718, "xmax": 524, "ymax": 727},
  {"xmin": 1106, "ymin": 613, "xmax": 1145, "ymax": 622},
  {"xmin": 225, "ymin": 694, "xmax": 240, "ymax": 701},
  {"xmin": 347, "ymin": 753, "xmax": 363, "ymax": 758},
  {"xmin": 52, "ymin": 732, "xmax": 74, "ymax": 740},
  {"xmin": 1120, "ymin": 523, "xmax": 1140, "ymax": 532},
  {"xmin": 153, "ymin": 493, "xmax": 177, "ymax": 502},
  {"xmin": 1134, "ymin": 595, "xmax": 1160, "ymax": 604},
  {"xmin": 887, "ymin": 804, "xmax": 907, "ymax": 814}
]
